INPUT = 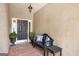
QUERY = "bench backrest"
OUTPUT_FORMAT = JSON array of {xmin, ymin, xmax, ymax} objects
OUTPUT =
[{"xmin": 42, "ymin": 33, "xmax": 54, "ymax": 47}]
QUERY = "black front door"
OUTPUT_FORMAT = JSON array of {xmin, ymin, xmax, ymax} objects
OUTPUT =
[{"xmin": 17, "ymin": 20, "xmax": 28, "ymax": 40}]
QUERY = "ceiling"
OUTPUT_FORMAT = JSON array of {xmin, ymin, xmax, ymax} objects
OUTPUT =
[
  {"xmin": 8, "ymin": 3, "xmax": 47, "ymax": 19},
  {"xmin": 26, "ymin": 3, "xmax": 47, "ymax": 14},
  {"xmin": 9, "ymin": 3, "xmax": 47, "ymax": 14}
]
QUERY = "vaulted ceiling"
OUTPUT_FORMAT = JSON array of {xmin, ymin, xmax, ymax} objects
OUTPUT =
[
  {"xmin": 9, "ymin": 3, "xmax": 47, "ymax": 14},
  {"xmin": 28, "ymin": 3, "xmax": 47, "ymax": 13},
  {"xmin": 8, "ymin": 3, "xmax": 47, "ymax": 19}
]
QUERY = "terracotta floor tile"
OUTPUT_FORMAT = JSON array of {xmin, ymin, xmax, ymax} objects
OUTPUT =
[{"xmin": 9, "ymin": 42, "xmax": 53, "ymax": 56}]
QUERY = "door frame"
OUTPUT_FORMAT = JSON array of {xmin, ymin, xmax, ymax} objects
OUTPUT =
[{"xmin": 11, "ymin": 18, "xmax": 32, "ymax": 44}]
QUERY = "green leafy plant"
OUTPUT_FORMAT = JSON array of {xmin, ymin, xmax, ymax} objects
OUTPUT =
[
  {"xmin": 29, "ymin": 32, "xmax": 35, "ymax": 40},
  {"xmin": 9, "ymin": 32, "xmax": 17, "ymax": 39},
  {"xmin": 9, "ymin": 32, "xmax": 17, "ymax": 46}
]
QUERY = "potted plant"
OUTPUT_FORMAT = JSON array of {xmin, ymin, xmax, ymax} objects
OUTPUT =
[
  {"xmin": 29, "ymin": 32, "xmax": 35, "ymax": 43},
  {"xmin": 9, "ymin": 32, "xmax": 17, "ymax": 46},
  {"xmin": 29, "ymin": 32, "xmax": 35, "ymax": 40}
]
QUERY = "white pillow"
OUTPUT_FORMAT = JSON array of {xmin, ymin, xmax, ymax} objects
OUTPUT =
[
  {"xmin": 46, "ymin": 36, "xmax": 50, "ymax": 42},
  {"xmin": 45, "ymin": 37, "xmax": 51, "ymax": 46},
  {"xmin": 36, "ymin": 35, "xmax": 43, "ymax": 42}
]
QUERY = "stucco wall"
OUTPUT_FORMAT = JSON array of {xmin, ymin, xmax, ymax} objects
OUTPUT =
[
  {"xmin": 0, "ymin": 4, "xmax": 9, "ymax": 53},
  {"xmin": 34, "ymin": 3, "xmax": 79, "ymax": 56}
]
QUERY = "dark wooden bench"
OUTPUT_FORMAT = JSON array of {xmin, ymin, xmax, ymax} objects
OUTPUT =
[
  {"xmin": 44, "ymin": 45, "xmax": 62, "ymax": 56},
  {"xmin": 32, "ymin": 33, "xmax": 62, "ymax": 56},
  {"xmin": 33, "ymin": 42, "xmax": 62, "ymax": 56}
]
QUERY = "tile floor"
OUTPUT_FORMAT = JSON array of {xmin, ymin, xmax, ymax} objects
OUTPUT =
[{"xmin": 9, "ymin": 42, "xmax": 54, "ymax": 56}]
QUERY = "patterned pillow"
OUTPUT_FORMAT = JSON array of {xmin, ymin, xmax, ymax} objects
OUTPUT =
[
  {"xmin": 36, "ymin": 35, "xmax": 43, "ymax": 42},
  {"xmin": 45, "ymin": 36, "xmax": 51, "ymax": 46}
]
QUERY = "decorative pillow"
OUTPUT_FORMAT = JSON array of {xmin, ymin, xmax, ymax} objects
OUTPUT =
[
  {"xmin": 45, "ymin": 36, "xmax": 51, "ymax": 46},
  {"xmin": 36, "ymin": 35, "xmax": 43, "ymax": 42},
  {"xmin": 45, "ymin": 36, "xmax": 50, "ymax": 42}
]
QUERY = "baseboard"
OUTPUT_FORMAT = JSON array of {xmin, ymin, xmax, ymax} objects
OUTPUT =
[{"xmin": 0, "ymin": 53, "xmax": 8, "ymax": 56}]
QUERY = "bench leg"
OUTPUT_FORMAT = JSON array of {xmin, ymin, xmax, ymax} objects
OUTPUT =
[
  {"xmin": 52, "ymin": 52, "xmax": 55, "ymax": 56},
  {"xmin": 53, "ymin": 52, "xmax": 55, "ymax": 56},
  {"xmin": 43, "ymin": 48, "xmax": 46, "ymax": 56},
  {"xmin": 47, "ymin": 49, "xmax": 49, "ymax": 56},
  {"xmin": 33, "ymin": 43, "xmax": 35, "ymax": 48},
  {"xmin": 60, "ymin": 49, "xmax": 62, "ymax": 56},
  {"xmin": 43, "ymin": 48, "xmax": 48, "ymax": 56}
]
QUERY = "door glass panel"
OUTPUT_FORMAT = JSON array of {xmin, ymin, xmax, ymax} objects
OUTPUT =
[{"xmin": 17, "ymin": 20, "xmax": 28, "ymax": 40}]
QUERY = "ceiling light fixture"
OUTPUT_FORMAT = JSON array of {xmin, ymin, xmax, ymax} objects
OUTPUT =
[{"xmin": 28, "ymin": 4, "xmax": 33, "ymax": 13}]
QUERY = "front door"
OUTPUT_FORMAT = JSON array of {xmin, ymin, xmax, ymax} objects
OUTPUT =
[{"xmin": 17, "ymin": 20, "xmax": 28, "ymax": 40}]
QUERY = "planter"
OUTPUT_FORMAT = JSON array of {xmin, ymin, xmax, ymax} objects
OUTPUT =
[
  {"xmin": 9, "ymin": 32, "xmax": 17, "ymax": 46},
  {"xmin": 29, "ymin": 32, "xmax": 35, "ymax": 42},
  {"xmin": 10, "ymin": 38, "xmax": 16, "ymax": 46}
]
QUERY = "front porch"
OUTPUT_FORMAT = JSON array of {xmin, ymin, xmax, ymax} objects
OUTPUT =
[{"xmin": 9, "ymin": 42, "xmax": 57, "ymax": 56}]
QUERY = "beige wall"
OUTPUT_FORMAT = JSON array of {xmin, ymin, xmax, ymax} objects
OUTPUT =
[
  {"xmin": 34, "ymin": 3, "xmax": 79, "ymax": 56},
  {"xmin": 0, "ymin": 4, "xmax": 9, "ymax": 53}
]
